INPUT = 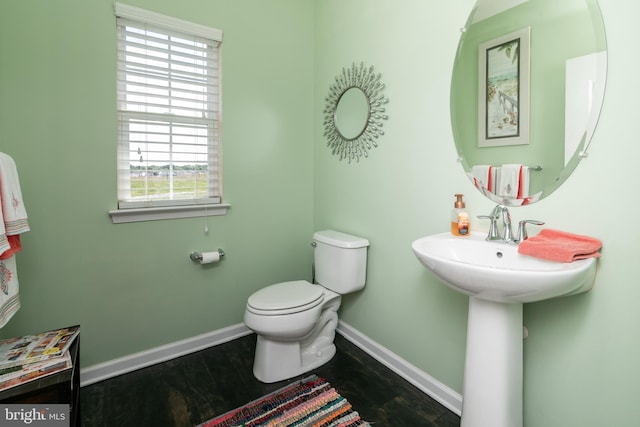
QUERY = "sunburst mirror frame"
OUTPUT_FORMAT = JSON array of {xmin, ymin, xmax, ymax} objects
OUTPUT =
[{"xmin": 323, "ymin": 62, "xmax": 389, "ymax": 163}]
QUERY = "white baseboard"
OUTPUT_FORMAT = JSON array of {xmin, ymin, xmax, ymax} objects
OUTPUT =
[
  {"xmin": 80, "ymin": 323, "xmax": 252, "ymax": 387},
  {"xmin": 336, "ymin": 321, "xmax": 462, "ymax": 415},
  {"xmin": 80, "ymin": 321, "xmax": 463, "ymax": 417}
]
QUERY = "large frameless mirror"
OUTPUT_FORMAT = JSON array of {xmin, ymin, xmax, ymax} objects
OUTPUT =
[{"xmin": 451, "ymin": 0, "xmax": 607, "ymax": 205}]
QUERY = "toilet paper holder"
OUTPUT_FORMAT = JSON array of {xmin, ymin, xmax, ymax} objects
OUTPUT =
[{"xmin": 190, "ymin": 249, "xmax": 225, "ymax": 263}]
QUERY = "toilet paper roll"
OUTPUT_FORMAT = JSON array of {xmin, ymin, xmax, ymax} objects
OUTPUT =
[{"xmin": 199, "ymin": 251, "xmax": 221, "ymax": 264}]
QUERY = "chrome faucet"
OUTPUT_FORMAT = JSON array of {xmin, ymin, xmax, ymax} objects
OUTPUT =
[{"xmin": 478, "ymin": 205, "xmax": 544, "ymax": 244}]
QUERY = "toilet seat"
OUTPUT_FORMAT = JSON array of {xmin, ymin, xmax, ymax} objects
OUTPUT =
[{"xmin": 247, "ymin": 280, "xmax": 324, "ymax": 315}]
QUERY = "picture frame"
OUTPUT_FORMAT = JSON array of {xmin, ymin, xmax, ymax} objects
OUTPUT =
[{"xmin": 478, "ymin": 27, "xmax": 530, "ymax": 147}]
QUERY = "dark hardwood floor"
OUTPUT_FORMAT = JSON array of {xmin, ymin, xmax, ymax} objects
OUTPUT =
[{"xmin": 80, "ymin": 333, "xmax": 460, "ymax": 426}]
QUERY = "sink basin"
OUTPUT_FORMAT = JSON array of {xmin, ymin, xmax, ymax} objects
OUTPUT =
[{"xmin": 411, "ymin": 232, "xmax": 597, "ymax": 303}]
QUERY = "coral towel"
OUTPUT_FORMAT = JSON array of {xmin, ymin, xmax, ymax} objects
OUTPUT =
[{"xmin": 518, "ymin": 229, "xmax": 601, "ymax": 263}]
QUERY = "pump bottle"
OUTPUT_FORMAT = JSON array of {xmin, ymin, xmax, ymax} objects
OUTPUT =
[{"xmin": 451, "ymin": 194, "xmax": 470, "ymax": 236}]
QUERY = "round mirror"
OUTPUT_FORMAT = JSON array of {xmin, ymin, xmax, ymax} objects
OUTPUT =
[
  {"xmin": 323, "ymin": 62, "xmax": 389, "ymax": 163},
  {"xmin": 451, "ymin": 0, "xmax": 607, "ymax": 205},
  {"xmin": 334, "ymin": 87, "xmax": 370, "ymax": 140}
]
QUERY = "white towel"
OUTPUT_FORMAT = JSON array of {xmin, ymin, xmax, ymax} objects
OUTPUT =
[
  {"xmin": 0, "ymin": 153, "xmax": 29, "ymax": 328},
  {"xmin": 0, "ymin": 256, "xmax": 20, "ymax": 328},
  {"xmin": 471, "ymin": 165, "xmax": 496, "ymax": 193},
  {"xmin": 497, "ymin": 164, "xmax": 526, "ymax": 198},
  {"xmin": 519, "ymin": 165, "xmax": 530, "ymax": 198},
  {"xmin": 0, "ymin": 153, "xmax": 29, "ymax": 255}
]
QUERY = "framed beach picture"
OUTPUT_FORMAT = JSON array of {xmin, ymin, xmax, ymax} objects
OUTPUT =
[{"xmin": 478, "ymin": 27, "xmax": 530, "ymax": 147}]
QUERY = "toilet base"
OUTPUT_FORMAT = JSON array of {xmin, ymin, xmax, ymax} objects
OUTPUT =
[{"xmin": 253, "ymin": 335, "xmax": 336, "ymax": 383}]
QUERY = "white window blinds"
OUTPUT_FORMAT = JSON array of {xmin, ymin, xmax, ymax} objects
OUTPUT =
[{"xmin": 115, "ymin": 4, "xmax": 222, "ymax": 209}]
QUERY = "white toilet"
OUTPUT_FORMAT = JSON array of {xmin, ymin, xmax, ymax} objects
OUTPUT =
[{"xmin": 243, "ymin": 230, "xmax": 369, "ymax": 383}]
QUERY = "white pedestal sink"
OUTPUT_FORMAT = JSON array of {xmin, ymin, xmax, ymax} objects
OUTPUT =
[{"xmin": 411, "ymin": 232, "xmax": 598, "ymax": 427}]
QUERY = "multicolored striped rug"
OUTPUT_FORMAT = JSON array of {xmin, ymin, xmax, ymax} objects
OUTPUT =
[{"xmin": 198, "ymin": 375, "xmax": 370, "ymax": 427}]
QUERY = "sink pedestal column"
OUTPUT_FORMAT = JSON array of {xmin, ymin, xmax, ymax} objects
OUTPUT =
[{"xmin": 461, "ymin": 297, "xmax": 523, "ymax": 427}]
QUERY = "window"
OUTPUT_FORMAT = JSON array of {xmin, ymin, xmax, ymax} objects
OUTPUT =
[{"xmin": 110, "ymin": 4, "xmax": 227, "ymax": 223}]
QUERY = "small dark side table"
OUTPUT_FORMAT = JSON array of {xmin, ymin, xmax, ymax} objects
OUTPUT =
[{"xmin": 0, "ymin": 327, "xmax": 80, "ymax": 427}]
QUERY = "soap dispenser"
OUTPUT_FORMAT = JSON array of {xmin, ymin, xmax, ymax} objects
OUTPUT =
[{"xmin": 451, "ymin": 194, "xmax": 470, "ymax": 236}]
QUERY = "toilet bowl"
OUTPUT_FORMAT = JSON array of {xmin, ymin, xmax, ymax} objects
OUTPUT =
[
  {"xmin": 244, "ymin": 280, "xmax": 341, "ymax": 383},
  {"xmin": 243, "ymin": 230, "xmax": 369, "ymax": 383}
]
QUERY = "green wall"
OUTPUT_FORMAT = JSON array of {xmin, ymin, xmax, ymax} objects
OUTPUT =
[
  {"xmin": 313, "ymin": 0, "xmax": 470, "ymax": 394},
  {"xmin": 2, "ymin": 1, "xmax": 640, "ymax": 426},
  {"xmin": 0, "ymin": 0, "xmax": 314, "ymax": 365}
]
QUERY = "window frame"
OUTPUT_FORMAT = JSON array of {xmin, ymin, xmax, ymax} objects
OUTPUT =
[{"xmin": 110, "ymin": 3, "xmax": 228, "ymax": 223}]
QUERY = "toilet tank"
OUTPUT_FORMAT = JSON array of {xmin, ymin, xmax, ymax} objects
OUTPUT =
[{"xmin": 313, "ymin": 230, "xmax": 369, "ymax": 293}]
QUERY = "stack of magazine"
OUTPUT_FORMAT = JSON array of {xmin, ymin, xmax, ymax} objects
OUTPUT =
[{"xmin": 0, "ymin": 326, "xmax": 79, "ymax": 392}]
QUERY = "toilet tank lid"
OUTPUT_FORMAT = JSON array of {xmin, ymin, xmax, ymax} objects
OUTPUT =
[{"xmin": 313, "ymin": 230, "xmax": 369, "ymax": 248}]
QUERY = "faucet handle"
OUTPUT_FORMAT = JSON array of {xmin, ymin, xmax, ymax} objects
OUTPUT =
[
  {"xmin": 516, "ymin": 220, "xmax": 545, "ymax": 243},
  {"xmin": 477, "ymin": 215, "xmax": 501, "ymax": 241}
]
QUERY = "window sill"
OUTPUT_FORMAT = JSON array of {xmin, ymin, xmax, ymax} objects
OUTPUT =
[{"xmin": 109, "ymin": 203, "xmax": 230, "ymax": 224}]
